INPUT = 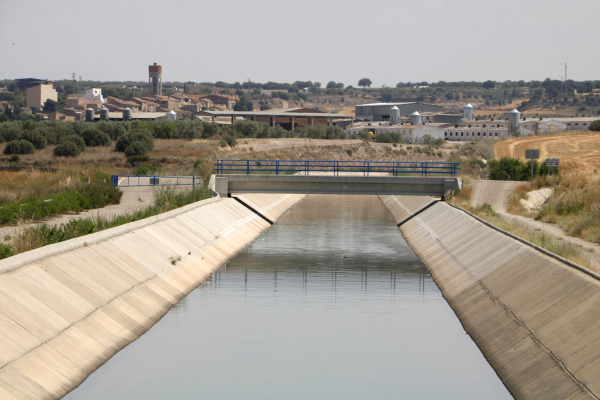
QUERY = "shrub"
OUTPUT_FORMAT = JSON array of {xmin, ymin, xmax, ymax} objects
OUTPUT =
[
  {"xmin": 115, "ymin": 130, "xmax": 154, "ymax": 153},
  {"xmin": 93, "ymin": 171, "xmax": 111, "ymax": 183},
  {"xmin": 374, "ymin": 132, "xmax": 392, "ymax": 143},
  {"xmin": 124, "ymin": 140, "xmax": 149, "ymax": 157},
  {"xmin": 21, "ymin": 130, "xmax": 47, "ymax": 149},
  {"xmin": 3, "ymin": 140, "xmax": 36, "ymax": 155},
  {"xmin": 0, "ymin": 243, "xmax": 13, "ymax": 260},
  {"xmin": 220, "ymin": 139, "xmax": 228, "ymax": 148},
  {"xmin": 194, "ymin": 157, "xmax": 215, "ymax": 186},
  {"xmin": 62, "ymin": 135, "xmax": 86, "ymax": 151},
  {"xmin": 590, "ymin": 120, "xmax": 600, "ymax": 131},
  {"xmin": 156, "ymin": 123, "xmax": 176, "ymax": 139},
  {"xmin": 127, "ymin": 155, "xmax": 150, "ymax": 163},
  {"xmin": 53, "ymin": 141, "xmax": 81, "ymax": 157},
  {"xmin": 132, "ymin": 162, "xmax": 160, "ymax": 176},
  {"xmin": 80, "ymin": 127, "xmax": 111, "ymax": 147},
  {"xmin": 422, "ymin": 134, "xmax": 445, "ymax": 146},
  {"xmin": 223, "ymin": 135, "xmax": 237, "ymax": 147},
  {"xmin": 488, "ymin": 157, "xmax": 539, "ymax": 181},
  {"xmin": 10, "ymin": 154, "xmax": 20, "ymax": 162}
]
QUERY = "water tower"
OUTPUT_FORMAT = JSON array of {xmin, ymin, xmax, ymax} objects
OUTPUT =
[{"xmin": 149, "ymin": 63, "xmax": 163, "ymax": 96}]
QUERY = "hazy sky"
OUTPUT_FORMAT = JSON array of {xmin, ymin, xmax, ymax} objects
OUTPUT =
[{"xmin": 1, "ymin": 0, "xmax": 598, "ymax": 86}]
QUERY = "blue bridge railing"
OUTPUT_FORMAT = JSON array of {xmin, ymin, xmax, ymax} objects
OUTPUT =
[
  {"xmin": 111, "ymin": 175, "xmax": 200, "ymax": 187},
  {"xmin": 216, "ymin": 159, "xmax": 460, "ymax": 177}
]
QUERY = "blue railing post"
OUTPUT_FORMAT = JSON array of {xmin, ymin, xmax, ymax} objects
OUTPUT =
[
  {"xmin": 246, "ymin": 160, "xmax": 249, "ymax": 175},
  {"xmin": 276, "ymin": 160, "xmax": 279, "ymax": 175}
]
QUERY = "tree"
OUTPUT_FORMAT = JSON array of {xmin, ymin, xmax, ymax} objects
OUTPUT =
[
  {"xmin": 233, "ymin": 96, "xmax": 254, "ymax": 111},
  {"xmin": 42, "ymin": 99, "xmax": 58, "ymax": 113},
  {"xmin": 589, "ymin": 120, "xmax": 600, "ymax": 131},
  {"xmin": 483, "ymin": 80, "xmax": 495, "ymax": 90},
  {"xmin": 358, "ymin": 78, "xmax": 372, "ymax": 88},
  {"xmin": 326, "ymin": 81, "xmax": 337, "ymax": 89}
]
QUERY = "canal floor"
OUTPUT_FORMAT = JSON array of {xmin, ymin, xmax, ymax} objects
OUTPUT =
[{"xmin": 65, "ymin": 195, "xmax": 512, "ymax": 399}]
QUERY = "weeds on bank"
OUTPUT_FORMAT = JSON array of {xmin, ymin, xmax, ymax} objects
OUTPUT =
[
  {"xmin": 535, "ymin": 171, "xmax": 600, "ymax": 245},
  {"xmin": 1, "ymin": 186, "xmax": 212, "ymax": 259},
  {"xmin": 448, "ymin": 179, "xmax": 592, "ymax": 270}
]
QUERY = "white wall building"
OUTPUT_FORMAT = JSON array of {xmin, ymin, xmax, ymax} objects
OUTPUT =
[{"xmin": 83, "ymin": 88, "xmax": 104, "ymax": 103}]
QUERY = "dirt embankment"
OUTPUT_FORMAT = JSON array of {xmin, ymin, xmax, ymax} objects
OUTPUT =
[{"xmin": 494, "ymin": 131, "xmax": 600, "ymax": 173}]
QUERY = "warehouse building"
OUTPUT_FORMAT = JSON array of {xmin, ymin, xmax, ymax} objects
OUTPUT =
[{"xmin": 354, "ymin": 102, "xmax": 443, "ymax": 121}]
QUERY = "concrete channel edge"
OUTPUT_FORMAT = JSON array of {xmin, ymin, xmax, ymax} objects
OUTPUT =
[
  {"xmin": 0, "ymin": 193, "xmax": 306, "ymax": 399},
  {"xmin": 379, "ymin": 195, "xmax": 600, "ymax": 400}
]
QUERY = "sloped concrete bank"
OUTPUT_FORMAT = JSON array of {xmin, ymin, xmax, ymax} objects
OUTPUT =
[
  {"xmin": 380, "ymin": 195, "xmax": 600, "ymax": 400},
  {"xmin": 0, "ymin": 193, "xmax": 306, "ymax": 399}
]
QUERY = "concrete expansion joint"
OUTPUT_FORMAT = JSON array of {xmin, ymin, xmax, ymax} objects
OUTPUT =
[{"xmin": 420, "ymin": 214, "xmax": 597, "ymax": 398}]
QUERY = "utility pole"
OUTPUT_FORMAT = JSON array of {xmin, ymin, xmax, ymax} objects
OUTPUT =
[
  {"xmin": 561, "ymin": 63, "xmax": 568, "ymax": 93},
  {"xmin": 72, "ymin": 73, "xmax": 76, "ymax": 94}
]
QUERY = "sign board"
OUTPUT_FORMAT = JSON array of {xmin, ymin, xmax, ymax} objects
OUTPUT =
[
  {"xmin": 546, "ymin": 158, "xmax": 559, "ymax": 168},
  {"xmin": 525, "ymin": 149, "xmax": 540, "ymax": 159}
]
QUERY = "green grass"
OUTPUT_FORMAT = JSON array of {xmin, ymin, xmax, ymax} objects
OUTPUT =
[
  {"xmin": 2, "ymin": 185, "xmax": 212, "ymax": 259},
  {"xmin": 0, "ymin": 181, "xmax": 122, "ymax": 224}
]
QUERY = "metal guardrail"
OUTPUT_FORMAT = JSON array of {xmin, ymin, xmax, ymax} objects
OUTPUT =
[
  {"xmin": 216, "ymin": 159, "xmax": 460, "ymax": 177},
  {"xmin": 111, "ymin": 175, "xmax": 200, "ymax": 187}
]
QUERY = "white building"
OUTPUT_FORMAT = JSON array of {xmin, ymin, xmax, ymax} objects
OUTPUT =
[
  {"xmin": 83, "ymin": 88, "xmax": 104, "ymax": 103},
  {"xmin": 347, "ymin": 122, "xmax": 446, "ymax": 144}
]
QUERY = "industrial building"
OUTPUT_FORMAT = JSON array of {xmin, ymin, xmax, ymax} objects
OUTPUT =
[
  {"xmin": 25, "ymin": 83, "xmax": 57, "ymax": 109},
  {"xmin": 354, "ymin": 102, "xmax": 443, "ymax": 121},
  {"xmin": 14, "ymin": 78, "xmax": 55, "ymax": 92},
  {"xmin": 196, "ymin": 109, "xmax": 350, "ymax": 129}
]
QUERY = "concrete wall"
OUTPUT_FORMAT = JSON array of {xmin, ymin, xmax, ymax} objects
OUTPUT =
[
  {"xmin": 0, "ymin": 193, "xmax": 305, "ymax": 399},
  {"xmin": 380, "ymin": 195, "xmax": 600, "ymax": 399}
]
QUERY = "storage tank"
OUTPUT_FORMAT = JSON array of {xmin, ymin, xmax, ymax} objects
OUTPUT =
[
  {"xmin": 508, "ymin": 109, "xmax": 520, "ymax": 133},
  {"xmin": 100, "ymin": 107, "xmax": 109, "ymax": 121},
  {"xmin": 85, "ymin": 107, "xmax": 95, "ymax": 122},
  {"xmin": 464, "ymin": 103, "xmax": 474, "ymax": 121},
  {"xmin": 122, "ymin": 107, "xmax": 132, "ymax": 121},
  {"xmin": 167, "ymin": 110, "xmax": 177, "ymax": 121},
  {"xmin": 390, "ymin": 105, "xmax": 400, "ymax": 125},
  {"xmin": 410, "ymin": 111, "xmax": 422, "ymax": 126}
]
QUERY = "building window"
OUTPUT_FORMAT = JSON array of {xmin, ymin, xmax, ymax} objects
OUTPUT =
[
  {"xmin": 477, "ymin": 132, "xmax": 480, "ymax": 136},
  {"xmin": 584, "ymin": 123, "xmax": 587, "ymax": 126},
  {"xmin": 495, "ymin": 132, "xmax": 498, "ymax": 136},
  {"xmin": 575, "ymin": 123, "xmax": 579, "ymax": 126},
  {"xmin": 461, "ymin": 132, "xmax": 464, "ymax": 136},
  {"xmin": 483, "ymin": 132, "xmax": 486, "ymax": 136},
  {"xmin": 466, "ymin": 132, "xmax": 470, "ymax": 136},
  {"xmin": 444, "ymin": 132, "xmax": 447, "ymax": 136}
]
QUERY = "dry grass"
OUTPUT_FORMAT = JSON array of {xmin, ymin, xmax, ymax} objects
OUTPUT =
[
  {"xmin": 494, "ymin": 131, "xmax": 600, "ymax": 173},
  {"xmin": 536, "ymin": 171, "xmax": 600, "ymax": 245},
  {"xmin": 449, "ymin": 177, "xmax": 594, "ymax": 270}
]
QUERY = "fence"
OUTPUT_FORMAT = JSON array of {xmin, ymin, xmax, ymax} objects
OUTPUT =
[
  {"xmin": 215, "ymin": 159, "xmax": 460, "ymax": 177},
  {"xmin": 111, "ymin": 175, "xmax": 200, "ymax": 187}
]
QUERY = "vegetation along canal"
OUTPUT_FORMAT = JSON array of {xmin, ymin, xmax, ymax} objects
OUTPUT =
[{"xmin": 65, "ymin": 195, "xmax": 512, "ymax": 399}]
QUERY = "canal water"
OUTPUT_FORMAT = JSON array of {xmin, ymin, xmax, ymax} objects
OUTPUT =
[{"xmin": 65, "ymin": 195, "xmax": 512, "ymax": 400}]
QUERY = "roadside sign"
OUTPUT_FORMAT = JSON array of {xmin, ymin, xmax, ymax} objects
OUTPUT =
[
  {"xmin": 525, "ymin": 149, "xmax": 540, "ymax": 159},
  {"xmin": 546, "ymin": 158, "xmax": 559, "ymax": 168}
]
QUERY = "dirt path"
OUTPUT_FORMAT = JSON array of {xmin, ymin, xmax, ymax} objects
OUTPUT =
[
  {"xmin": 499, "ymin": 212, "xmax": 600, "ymax": 270},
  {"xmin": 470, "ymin": 180, "xmax": 522, "ymax": 212},
  {"xmin": 0, "ymin": 186, "xmax": 155, "ymax": 242}
]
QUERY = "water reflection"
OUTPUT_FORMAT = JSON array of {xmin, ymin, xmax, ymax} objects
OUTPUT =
[{"xmin": 65, "ymin": 195, "xmax": 512, "ymax": 400}]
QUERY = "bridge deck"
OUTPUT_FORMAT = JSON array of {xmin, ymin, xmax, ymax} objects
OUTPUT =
[{"xmin": 214, "ymin": 174, "xmax": 459, "ymax": 197}]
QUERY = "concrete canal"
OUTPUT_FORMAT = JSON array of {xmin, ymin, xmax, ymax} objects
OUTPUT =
[{"xmin": 65, "ymin": 195, "xmax": 511, "ymax": 399}]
